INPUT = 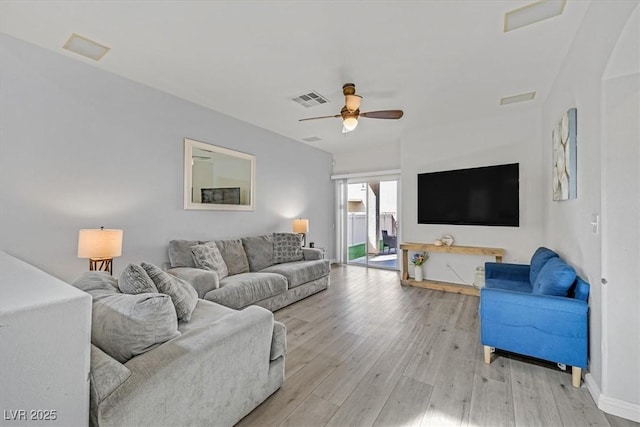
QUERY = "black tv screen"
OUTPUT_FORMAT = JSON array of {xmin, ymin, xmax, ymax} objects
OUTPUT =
[{"xmin": 418, "ymin": 163, "xmax": 519, "ymax": 227}]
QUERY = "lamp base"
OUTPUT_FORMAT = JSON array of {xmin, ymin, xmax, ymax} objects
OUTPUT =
[
  {"xmin": 89, "ymin": 258, "xmax": 113, "ymax": 275},
  {"xmin": 299, "ymin": 233, "xmax": 306, "ymax": 247}
]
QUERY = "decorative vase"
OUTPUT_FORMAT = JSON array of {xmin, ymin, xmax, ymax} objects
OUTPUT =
[{"xmin": 414, "ymin": 266, "xmax": 423, "ymax": 281}]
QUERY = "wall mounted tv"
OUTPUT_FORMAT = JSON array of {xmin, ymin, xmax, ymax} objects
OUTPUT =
[{"xmin": 418, "ymin": 163, "xmax": 519, "ymax": 227}]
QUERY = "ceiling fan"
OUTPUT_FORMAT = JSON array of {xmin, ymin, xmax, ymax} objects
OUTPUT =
[{"xmin": 299, "ymin": 83, "xmax": 404, "ymax": 133}]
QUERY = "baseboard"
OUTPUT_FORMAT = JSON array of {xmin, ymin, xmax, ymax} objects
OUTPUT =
[{"xmin": 585, "ymin": 373, "xmax": 640, "ymax": 422}]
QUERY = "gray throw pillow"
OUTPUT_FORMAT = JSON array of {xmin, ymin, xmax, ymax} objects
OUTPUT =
[
  {"xmin": 141, "ymin": 262, "xmax": 199, "ymax": 322},
  {"xmin": 72, "ymin": 271, "xmax": 120, "ymax": 300},
  {"xmin": 242, "ymin": 235, "xmax": 274, "ymax": 271},
  {"xmin": 91, "ymin": 292, "xmax": 180, "ymax": 363},
  {"xmin": 191, "ymin": 241, "xmax": 229, "ymax": 279},
  {"xmin": 168, "ymin": 239, "xmax": 200, "ymax": 268},
  {"xmin": 273, "ymin": 232, "xmax": 303, "ymax": 263},
  {"xmin": 71, "ymin": 272, "xmax": 180, "ymax": 364},
  {"xmin": 118, "ymin": 264, "xmax": 158, "ymax": 294},
  {"xmin": 215, "ymin": 239, "xmax": 250, "ymax": 275}
]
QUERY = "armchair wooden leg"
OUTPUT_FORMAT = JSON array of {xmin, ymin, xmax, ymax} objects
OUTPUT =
[
  {"xmin": 572, "ymin": 367, "xmax": 582, "ymax": 388},
  {"xmin": 484, "ymin": 346, "xmax": 492, "ymax": 364}
]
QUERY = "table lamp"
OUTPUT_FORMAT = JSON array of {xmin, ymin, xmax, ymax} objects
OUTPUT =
[
  {"xmin": 292, "ymin": 218, "xmax": 309, "ymax": 247},
  {"xmin": 77, "ymin": 227, "xmax": 123, "ymax": 274}
]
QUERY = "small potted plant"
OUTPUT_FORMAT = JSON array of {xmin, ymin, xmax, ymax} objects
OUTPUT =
[{"xmin": 411, "ymin": 252, "xmax": 428, "ymax": 281}]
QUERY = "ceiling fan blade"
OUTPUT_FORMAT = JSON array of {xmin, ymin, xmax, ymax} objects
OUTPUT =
[
  {"xmin": 359, "ymin": 110, "xmax": 404, "ymax": 119},
  {"xmin": 299, "ymin": 114, "xmax": 341, "ymax": 122}
]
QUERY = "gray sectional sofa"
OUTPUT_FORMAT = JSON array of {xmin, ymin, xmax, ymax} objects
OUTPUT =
[
  {"xmin": 73, "ymin": 271, "xmax": 286, "ymax": 427},
  {"xmin": 167, "ymin": 233, "xmax": 331, "ymax": 311}
]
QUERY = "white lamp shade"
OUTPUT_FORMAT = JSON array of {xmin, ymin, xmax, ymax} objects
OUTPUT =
[
  {"xmin": 345, "ymin": 94, "xmax": 362, "ymax": 112},
  {"xmin": 78, "ymin": 229, "xmax": 123, "ymax": 259},
  {"xmin": 343, "ymin": 117, "xmax": 358, "ymax": 132},
  {"xmin": 292, "ymin": 219, "xmax": 309, "ymax": 234}
]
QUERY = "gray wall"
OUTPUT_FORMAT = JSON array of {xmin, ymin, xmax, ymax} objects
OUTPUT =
[
  {"xmin": 541, "ymin": 2, "xmax": 639, "ymax": 418},
  {"xmin": 0, "ymin": 35, "xmax": 334, "ymax": 282}
]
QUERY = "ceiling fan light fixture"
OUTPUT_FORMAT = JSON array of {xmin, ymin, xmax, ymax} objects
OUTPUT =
[
  {"xmin": 343, "ymin": 116, "xmax": 358, "ymax": 132},
  {"xmin": 345, "ymin": 94, "xmax": 363, "ymax": 113}
]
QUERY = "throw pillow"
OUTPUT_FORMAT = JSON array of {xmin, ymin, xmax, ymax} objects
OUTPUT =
[
  {"xmin": 532, "ymin": 257, "xmax": 577, "ymax": 297},
  {"xmin": 168, "ymin": 239, "xmax": 201, "ymax": 268},
  {"xmin": 191, "ymin": 241, "xmax": 229, "ymax": 279},
  {"xmin": 141, "ymin": 262, "xmax": 198, "ymax": 322},
  {"xmin": 91, "ymin": 292, "xmax": 180, "ymax": 363},
  {"xmin": 273, "ymin": 232, "xmax": 303, "ymax": 264},
  {"xmin": 118, "ymin": 264, "xmax": 158, "ymax": 294},
  {"xmin": 71, "ymin": 272, "xmax": 180, "ymax": 364},
  {"xmin": 72, "ymin": 271, "xmax": 120, "ymax": 301},
  {"xmin": 242, "ymin": 235, "xmax": 274, "ymax": 271},
  {"xmin": 529, "ymin": 247, "xmax": 559, "ymax": 285},
  {"xmin": 215, "ymin": 239, "xmax": 250, "ymax": 275}
]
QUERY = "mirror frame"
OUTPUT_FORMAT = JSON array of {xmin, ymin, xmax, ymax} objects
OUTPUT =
[{"xmin": 184, "ymin": 138, "xmax": 256, "ymax": 211}]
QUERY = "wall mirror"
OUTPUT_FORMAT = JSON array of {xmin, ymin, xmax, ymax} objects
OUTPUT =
[{"xmin": 184, "ymin": 138, "xmax": 255, "ymax": 211}]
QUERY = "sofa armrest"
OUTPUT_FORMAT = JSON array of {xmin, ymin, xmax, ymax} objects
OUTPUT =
[
  {"xmin": 480, "ymin": 288, "xmax": 588, "ymax": 367},
  {"xmin": 485, "ymin": 262, "xmax": 530, "ymax": 282},
  {"xmin": 89, "ymin": 344, "xmax": 131, "ymax": 406},
  {"xmin": 302, "ymin": 248, "xmax": 324, "ymax": 260},
  {"xmin": 96, "ymin": 306, "xmax": 275, "ymax": 427},
  {"xmin": 168, "ymin": 267, "xmax": 219, "ymax": 298}
]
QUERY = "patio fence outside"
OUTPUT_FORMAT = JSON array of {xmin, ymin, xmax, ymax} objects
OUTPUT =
[{"xmin": 347, "ymin": 212, "xmax": 397, "ymax": 260}]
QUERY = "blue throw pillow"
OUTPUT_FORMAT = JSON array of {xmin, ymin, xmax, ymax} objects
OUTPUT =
[
  {"xmin": 532, "ymin": 257, "xmax": 577, "ymax": 296},
  {"xmin": 529, "ymin": 247, "xmax": 559, "ymax": 284}
]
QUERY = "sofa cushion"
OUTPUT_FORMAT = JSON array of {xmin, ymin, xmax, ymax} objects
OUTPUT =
[
  {"xmin": 260, "ymin": 259, "xmax": 330, "ymax": 288},
  {"xmin": 215, "ymin": 239, "xmax": 250, "ymax": 275},
  {"xmin": 118, "ymin": 264, "xmax": 158, "ymax": 294},
  {"xmin": 532, "ymin": 257, "xmax": 577, "ymax": 297},
  {"xmin": 168, "ymin": 239, "xmax": 201, "ymax": 268},
  {"xmin": 191, "ymin": 241, "xmax": 229, "ymax": 279},
  {"xmin": 242, "ymin": 235, "xmax": 274, "ymax": 272},
  {"xmin": 204, "ymin": 272, "xmax": 287, "ymax": 309},
  {"xmin": 142, "ymin": 262, "xmax": 199, "ymax": 322},
  {"xmin": 273, "ymin": 232, "xmax": 303, "ymax": 264},
  {"xmin": 72, "ymin": 272, "xmax": 180, "ymax": 364},
  {"xmin": 485, "ymin": 278, "xmax": 532, "ymax": 294},
  {"xmin": 529, "ymin": 247, "xmax": 559, "ymax": 285}
]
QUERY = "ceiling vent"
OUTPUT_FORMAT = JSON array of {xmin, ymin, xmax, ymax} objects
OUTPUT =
[
  {"xmin": 302, "ymin": 136, "xmax": 322, "ymax": 142},
  {"xmin": 63, "ymin": 33, "xmax": 110, "ymax": 61},
  {"xmin": 291, "ymin": 91, "xmax": 330, "ymax": 108},
  {"xmin": 500, "ymin": 91, "xmax": 536, "ymax": 105}
]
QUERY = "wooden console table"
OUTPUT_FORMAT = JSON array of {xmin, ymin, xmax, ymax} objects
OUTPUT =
[{"xmin": 400, "ymin": 242, "xmax": 505, "ymax": 296}]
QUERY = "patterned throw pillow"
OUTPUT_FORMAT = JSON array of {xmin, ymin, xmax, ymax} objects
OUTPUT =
[
  {"xmin": 141, "ymin": 262, "xmax": 198, "ymax": 322},
  {"xmin": 118, "ymin": 264, "xmax": 158, "ymax": 294},
  {"xmin": 273, "ymin": 232, "xmax": 303, "ymax": 264},
  {"xmin": 191, "ymin": 241, "xmax": 229, "ymax": 279}
]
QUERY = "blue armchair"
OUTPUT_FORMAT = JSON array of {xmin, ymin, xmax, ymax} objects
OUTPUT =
[{"xmin": 479, "ymin": 247, "xmax": 590, "ymax": 388}]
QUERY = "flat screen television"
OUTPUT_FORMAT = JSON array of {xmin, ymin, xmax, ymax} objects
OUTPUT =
[{"xmin": 417, "ymin": 163, "xmax": 519, "ymax": 227}]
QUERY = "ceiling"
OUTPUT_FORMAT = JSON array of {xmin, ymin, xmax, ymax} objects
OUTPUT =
[{"xmin": 0, "ymin": 1, "xmax": 589, "ymax": 154}]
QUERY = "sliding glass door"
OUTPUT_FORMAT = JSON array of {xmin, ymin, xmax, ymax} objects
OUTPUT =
[{"xmin": 339, "ymin": 176, "xmax": 399, "ymax": 270}]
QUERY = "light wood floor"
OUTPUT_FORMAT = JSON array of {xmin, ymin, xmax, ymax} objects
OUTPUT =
[{"xmin": 237, "ymin": 265, "xmax": 638, "ymax": 427}]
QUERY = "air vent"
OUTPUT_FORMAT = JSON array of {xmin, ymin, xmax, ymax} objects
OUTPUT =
[
  {"xmin": 302, "ymin": 136, "xmax": 322, "ymax": 142},
  {"xmin": 500, "ymin": 91, "xmax": 536, "ymax": 105},
  {"xmin": 291, "ymin": 91, "xmax": 330, "ymax": 108}
]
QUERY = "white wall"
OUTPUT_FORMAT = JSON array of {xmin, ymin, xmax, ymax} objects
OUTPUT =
[
  {"xmin": 400, "ymin": 108, "xmax": 544, "ymax": 284},
  {"xmin": 602, "ymin": 4, "xmax": 640, "ymax": 413},
  {"xmin": 0, "ymin": 35, "xmax": 334, "ymax": 282},
  {"xmin": 541, "ymin": 1, "xmax": 639, "ymax": 420},
  {"xmin": 332, "ymin": 142, "xmax": 400, "ymax": 175}
]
